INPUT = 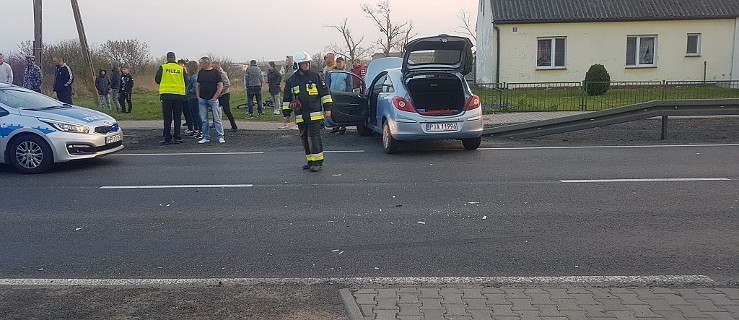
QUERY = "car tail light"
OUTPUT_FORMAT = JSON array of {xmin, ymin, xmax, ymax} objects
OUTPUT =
[
  {"xmin": 464, "ymin": 94, "xmax": 481, "ymax": 111},
  {"xmin": 392, "ymin": 97, "xmax": 416, "ymax": 112}
]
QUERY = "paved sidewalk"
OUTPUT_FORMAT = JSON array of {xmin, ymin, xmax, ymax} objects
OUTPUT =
[
  {"xmin": 342, "ymin": 286, "xmax": 739, "ymax": 320},
  {"xmin": 116, "ymin": 112, "xmax": 591, "ymax": 131}
]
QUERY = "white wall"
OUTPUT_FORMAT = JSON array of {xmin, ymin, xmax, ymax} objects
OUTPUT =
[
  {"xmin": 475, "ymin": 0, "xmax": 496, "ymax": 83},
  {"xmin": 732, "ymin": 18, "xmax": 739, "ymax": 81},
  {"xmin": 495, "ymin": 19, "xmax": 737, "ymax": 82}
]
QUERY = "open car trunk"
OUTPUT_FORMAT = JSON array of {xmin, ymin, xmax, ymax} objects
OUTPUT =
[{"xmin": 406, "ymin": 74, "xmax": 465, "ymax": 116}]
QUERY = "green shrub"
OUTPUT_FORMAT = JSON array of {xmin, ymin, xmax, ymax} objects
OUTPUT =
[{"xmin": 583, "ymin": 64, "xmax": 611, "ymax": 96}]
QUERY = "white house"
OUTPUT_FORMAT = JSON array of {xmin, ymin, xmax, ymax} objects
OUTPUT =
[{"xmin": 475, "ymin": 0, "xmax": 739, "ymax": 83}]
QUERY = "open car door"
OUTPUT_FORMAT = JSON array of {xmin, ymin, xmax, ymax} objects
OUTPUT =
[{"xmin": 324, "ymin": 71, "xmax": 367, "ymax": 128}]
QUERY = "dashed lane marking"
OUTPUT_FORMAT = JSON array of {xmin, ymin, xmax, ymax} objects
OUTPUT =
[
  {"xmin": 479, "ymin": 143, "xmax": 739, "ymax": 151},
  {"xmin": 561, "ymin": 178, "xmax": 731, "ymax": 183}
]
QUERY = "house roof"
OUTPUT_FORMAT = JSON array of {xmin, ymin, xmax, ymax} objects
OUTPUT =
[{"xmin": 489, "ymin": 0, "xmax": 739, "ymax": 24}]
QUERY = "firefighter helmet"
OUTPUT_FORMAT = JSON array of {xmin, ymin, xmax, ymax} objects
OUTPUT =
[{"xmin": 293, "ymin": 51, "xmax": 311, "ymax": 70}]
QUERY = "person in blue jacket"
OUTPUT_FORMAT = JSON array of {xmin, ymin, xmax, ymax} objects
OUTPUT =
[{"xmin": 52, "ymin": 57, "xmax": 74, "ymax": 104}]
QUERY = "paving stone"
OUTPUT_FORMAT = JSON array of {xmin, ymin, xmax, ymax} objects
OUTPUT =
[
  {"xmin": 399, "ymin": 288, "xmax": 421, "ymax": 293},
  {"xmin": 441, "ymin": 288, "xmax": 464, "ymax": 294},
  {"xmin": 491, "ymin": 317, "xmax": 519, "ymax": 320},
  {"xmin": 540, "ymin": 317, "xmax": 568, "ymax": 320},
  {"xmin": 581, "ymin": 304, "xmax": 610, "ymax": 317},
  {"xmin": 420, "ymin": 288, "xmax": 443, "ymax": 298},
  {"xmin": 543, "ymin": 288, "xmax": 571, "ymax": 300},
  {"xmin": 481, "ymin": 287, "xmax": 505, "ymax": 294},
  {"xmin": 485, "ymin": 293, "xmax": 512, "ymax": 305},
  {"xmin": 360, "ymin": 304, "xmax": 375, "ymax": 317},
  {"xmin": 653, "ymin": 309, "xmax": 688, "ymax": 320},
  {"xmin": 590, "ymin": 288, "xmax": 616, "ymax": 299},
  {"xmin": 606, "ymin": 310, "xmax": 638, "ymax": 320},
  {"xmin": 519, "ymin": 310, "xmax": 541, "ymax": 320},
  {"xmin": 614, "ymin": 293, "xmax": 648, "ymax": 305},
  {"xmin": 468, "ymin": 310, "xmax": 494, "ymax": 320},
  {"xmin": 510, "ymin": 298, "xmax": 536, "ymax": 311},
  {"xmin": 651, "ymin": 288, "xmax": 678, "ymax": 295},
  {"xmin": 442, "ymin": 293, "xmax": 465, "ymax": 305},
  {"xmin": 503, "ymin": 288, "xmax": 529, "ymax": 299},
  {"xmin": 695, "ymin": 288, "xmax": 722, "ymax": 294},
  {"xmin": 529, "ymin": 293, "xmax": 556, "ymax": 305},
  {"xmin": 553, "ymin": 298, "xmax": 584, "ymax": 311},
  {"xmin": 444, "ymin": 303, "xmax": 470, "ymax": 315},
  {"xmin": 633, "ymin": 288, "xmax": 661, "ymax": 300},
  {"xmin": 356, "ymin": 293, "xmax": 378, "ymax": 305},
  {"xmin": 377, "ymin": 289, "xmax": 399, "ymax": 299},
  {"xmin": 463, "ymin": 289, "xmax": 486, "ymax": 299},
  {"xmin": 655, "ymin": 293, "xmax": 691, "ymax": 305},
  {"xmin": 559, "ymin": 310, "xmax": 588, "ymax": 320},
  {"xmin": 704, "ymin": 311, "xmax": 736, "ymax": 320},
  {"xmin": 466, "ymin": 299, "xmax": 489, "ymax": 310},
  {"xmin": 489, "ymin": 304, "xmax": 517, "ymax": 316},
  {"xmin": 375, "ymin": 309, "xmax": 398, "ymax": 320},
  {"xmin": 420, "ymin": 298, "xmax": 445, "ymax": 310},
  {"xmin": 691, "ymin": 299, "xmax": 725, "ymax": 312},
  {"xmin": 599, "ymin": 298, "xmax": 630, "ymax": 311},
  {"xmin": 570, "ymin": 293, "xmax": 600, "ymax": 305},
  {"xmin": 673, "ymin": 305, "xmax": 709, "ymax": 318},
  {"xmin": 524, "ymin": 288, "xmax": 548, "ymax": 294},
  {"xmin": 644, "ymin": 298, "xmax": 678, "ymax": 311},
  {"xmin": 716, "ymin": 288, "xmax": 739, "ymax": 300},
  {"xmin": 703, "ymin": 294, "xmax": 738, "ymax": 306},
  {"xmin": 421, "ymin": 309, "xmax": 446, "ymax": 319},
  {"xmin": 375, "ymin": 298, "xmax": 400, "ymax": 311},
  {"xmin": 356, "ymin": 288, "xmax": 378, "ymax": 294},
  {"xmin": 675, "ymin": 289, "xmax": 710, "ymax": 300},
  {"xmin": 445, "ymin": 316, "xmax": 473, "ymax": 320},
  {"xmin": 566, "ymin": 287, "xmax": 592, "ymax": 294},
  {"xmin": 535, "ymin": 305, "xmax": 564, "ymax": 317},
  {"xmin": 400, "ymin": 292, "xmax": 421, "ymax": 304},
  {"xmin": 398, "ymin": 316, "xmax": 424, "ymax": 320},
  {"xmin": 723, "ymin": 305, "xmax": 739, "ymax": 316},
  {"xmin": 610, "ymin": 288, "xmax": 636, "ymax": 294},
  {"xmin": 624, "ymin": 304, "xmax": 661, "ymax": 318},
  {"xmin": 398, "ymin": 303, "xmax": 422, "ymax": 316}
]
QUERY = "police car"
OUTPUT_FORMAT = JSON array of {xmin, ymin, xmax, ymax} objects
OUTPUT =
[{"xmin": 0, "ymin": 83, "xmax": 123, "ymax": 173}]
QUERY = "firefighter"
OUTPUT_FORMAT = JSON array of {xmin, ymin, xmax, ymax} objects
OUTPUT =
[{"xmin": 283, "ymin": 51, "xmax": 333, "ymax": 172}]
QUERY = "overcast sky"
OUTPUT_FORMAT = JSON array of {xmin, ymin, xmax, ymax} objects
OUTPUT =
[{"xmin": 0, "ymin": 0, "xmax": 477, "ymax": 62}]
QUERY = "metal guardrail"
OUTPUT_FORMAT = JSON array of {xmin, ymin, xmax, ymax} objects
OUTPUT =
[
  {"xmin": 471, "ymin": 80, "xmax": 739, "ymax": 112},
  {"xmin": 483, "ymin": 99, "xmax": 739, "ymax": 139}
]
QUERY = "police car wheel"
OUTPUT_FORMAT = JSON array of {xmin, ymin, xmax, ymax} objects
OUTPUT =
[{"xmin": 10, "ymin": 134, "xmax": 53, "ymax": 174}]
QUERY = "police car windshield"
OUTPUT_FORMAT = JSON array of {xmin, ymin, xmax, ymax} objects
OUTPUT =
[{"xmin": 0, "ymin": 88, "xmax": 67, "ymax": 110}]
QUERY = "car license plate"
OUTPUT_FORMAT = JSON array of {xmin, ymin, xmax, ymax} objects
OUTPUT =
[
  {"xmin": 425, "ymin": 122, "xmax": 458, "ymax": 132},
  {"xmin": 105, "ymin": 133, "xmax": 121, "ymax": 144}
]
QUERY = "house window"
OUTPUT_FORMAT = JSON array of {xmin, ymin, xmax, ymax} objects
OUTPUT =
[
  {"xmin": 537, "ymin": 37, "xmax": 566, "ymax": 69},
  {"xmin": 626, "ymin": 36, "xmax": 657, "ymax": 67},
  {"xmin": 686, "ymin": 33, "xmax": 701, "ymax": 56}
]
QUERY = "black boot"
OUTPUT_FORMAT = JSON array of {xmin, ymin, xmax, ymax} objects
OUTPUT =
[{"xmin": 302, "ymin": 161, "xmax": 312, "ymax": 170}]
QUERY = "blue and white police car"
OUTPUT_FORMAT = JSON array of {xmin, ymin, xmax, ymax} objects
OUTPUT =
[{"xmin": 0, "ymin": 83, "xmax": 123, "ymax": 173}]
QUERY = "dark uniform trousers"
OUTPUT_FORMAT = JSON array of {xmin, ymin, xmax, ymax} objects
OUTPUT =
[
  {"xmin": 162, "ymin": 99, "xmax": 183, "ymax": 142},
  {"xmin": 299, "ymin": 121, "xmax": 323, "ymax": 165}
]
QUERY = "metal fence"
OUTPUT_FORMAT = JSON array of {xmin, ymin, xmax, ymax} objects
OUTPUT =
[{"xmin": 470, "ymin": 80, "xmax": 739, "ymax": 112}]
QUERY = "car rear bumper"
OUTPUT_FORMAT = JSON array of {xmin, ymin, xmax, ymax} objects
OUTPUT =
[{"xmin": 390, "ymin": 115, "xmax": 483, "ymax": 141}]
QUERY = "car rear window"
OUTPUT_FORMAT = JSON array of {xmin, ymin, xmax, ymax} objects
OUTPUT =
[{"xmin": 407, "ymin": 49, "xmax": 462, "ymax": 66}]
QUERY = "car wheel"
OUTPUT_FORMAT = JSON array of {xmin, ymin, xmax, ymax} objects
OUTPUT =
[
  {"xmin": 462, "ymin": 137, "xmax": 482, "ymax": 151},
  {"xmin": 9, "ymin": 134, "xmax": 54, "ymax": 174},
  {"xmin": 382, "ymin": 121, "xmax": 399, "ymax": 154},
  {"xmin": 357, "ymin": 123, "xmax": 373, "ymax": 137}
]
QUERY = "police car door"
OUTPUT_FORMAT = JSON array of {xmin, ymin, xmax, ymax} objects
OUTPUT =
[{"xmin": 325, "ymin": 71, "xmax": 367, "ymax": 127}]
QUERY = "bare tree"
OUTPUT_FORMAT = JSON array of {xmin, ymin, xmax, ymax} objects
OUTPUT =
[
  {"xmin": 97, "ymin": 39, "xmax": 151, "ymax": 73},
  {"xmin": 457, "ymin": 9, "xmax": 477, "ymax": 43},
  {"xmin": 361, "ymin": 0, "xmax": 415, "ymax": 56},
  {"xmin": 325, "ymin": 18, "xmax": 373, "ymax": 62}
]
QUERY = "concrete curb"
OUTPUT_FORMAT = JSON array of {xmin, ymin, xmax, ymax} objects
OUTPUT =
[{"xmin": 340, "ymin": 288, "xmax": 367, "ymax": 320}]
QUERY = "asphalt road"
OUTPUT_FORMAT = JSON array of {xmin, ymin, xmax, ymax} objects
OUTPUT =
[{"xmin": 1, "ymin": 119, "xmax": 738, "ymax": 284}]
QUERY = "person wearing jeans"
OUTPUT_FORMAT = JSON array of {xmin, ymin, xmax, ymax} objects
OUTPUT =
[
  {"xmin": 196, "ymin": 57, "xmax": 225, "ymax": 144},
  {"xmin": 244, "ymin": 59, "xmax": 264, "ymax": 117},
  {"xmin": 110, "ymin": 67, "xmax": 121, "ymax": 112},
  {"xmin": 267, "ymin": 61, "xmax": 283, "ymax": 115}
]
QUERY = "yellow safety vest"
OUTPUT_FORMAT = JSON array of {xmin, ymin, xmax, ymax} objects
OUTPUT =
[{"xmin": 159, "ymin": 63, "xmax": 186, "ymax": 96}]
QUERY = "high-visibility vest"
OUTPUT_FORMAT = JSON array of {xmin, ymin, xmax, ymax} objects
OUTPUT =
[{"xmin": 159, "ymin": 63, "xmax": 186, "ymax": 96}]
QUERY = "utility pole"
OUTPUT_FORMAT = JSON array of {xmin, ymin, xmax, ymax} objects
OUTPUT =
[
  {"xmin": 70, "ymin": 0, "xmax": 94, "ymax": 86},
  {"xmin": 33, "ymin": 0, "xmax": 42, "ymax": 63}
]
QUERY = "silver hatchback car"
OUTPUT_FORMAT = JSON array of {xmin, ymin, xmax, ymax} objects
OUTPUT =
[
  {"xmin": 325, "ymin": 35, "xmax": 482, "ymax": 153},
  {"xmin": 0, "ymin": 84, "xmax": 123, "ymax": 173}
]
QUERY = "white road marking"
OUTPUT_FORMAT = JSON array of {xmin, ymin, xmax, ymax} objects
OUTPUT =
[
  {"xmin": 561, "ymin": 178, "xmax": 731, "ymax": 183},
  {"xmin": 100, "ymin": 184, "xmax": 254, "ymax": 190},
  {"xmin": 0, "ymin": 275, "xmax": 713, "ymax": 287},
  {"xmin": 480, "ymin": 143, "xmax": 739, "ymax": 151},
  {"xmin": 115, "ymin": 152, "xmax": 264, "ymax": 156},
  {"xmin": 324, "ymin": 150, "xmax": 365, "ymax": 153}
]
